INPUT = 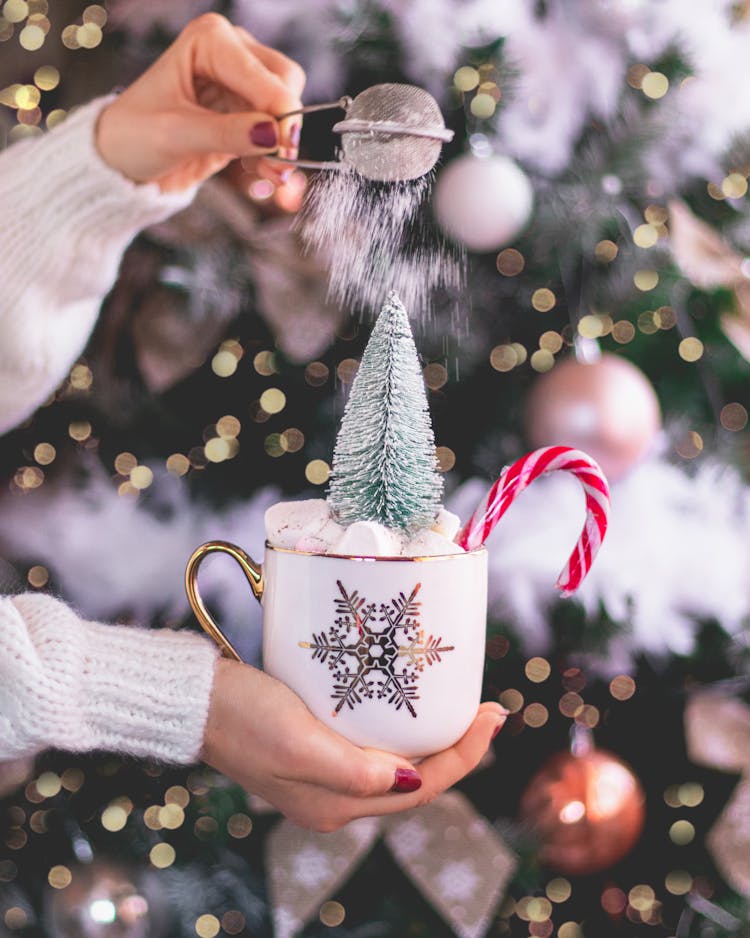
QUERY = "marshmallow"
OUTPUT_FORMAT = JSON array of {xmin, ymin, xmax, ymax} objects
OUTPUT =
[
  {"xmin": 295, "ymin": 536, "xmax": 331, "ymax": 554},
  {"xmin": 332, "ymin": 521, "xmax": 404, "ymax": 557},
  {"xmin": 430, "ymin": 508, "xmax": 462, "ymax": 542},
  {"xmin": 295, "ymin": 518, "xmax": 345, "ymax": 554},
  {"xmin": 402, "ymin": 529, "xmax": 465, "ymax": 557},
  {"xmin": 266, "ymin": 498, "xmax": 463, "ymax": 558},
  {"xmin": 264, "ymin": 499, "xmax": 331, "ymax": 549}
]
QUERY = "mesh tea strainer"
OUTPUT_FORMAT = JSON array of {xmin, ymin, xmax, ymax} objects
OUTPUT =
[{"xmin": 271, "ymin": 83, "xmax": 454, "ymax": 182}]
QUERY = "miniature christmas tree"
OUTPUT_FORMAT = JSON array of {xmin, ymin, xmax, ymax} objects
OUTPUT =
[{"xmin": 328, "ymin": 292, "xmax": 443, "ymax": 533}]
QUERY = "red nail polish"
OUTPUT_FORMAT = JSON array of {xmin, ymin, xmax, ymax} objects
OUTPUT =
[
  {"xmin": 289, "ymin": 122, "xmax": 301, "ymax": 147},
  {"xmin": 250, "ymin": 121, "xmax": 277, "ymax": 148},
  {"xmin": 392, "ymin": 768, "xmax": 422, "ymax": 793},
  {"xmin": 491, "ymin": 722, "xmax": 503, "ymax": 740}
]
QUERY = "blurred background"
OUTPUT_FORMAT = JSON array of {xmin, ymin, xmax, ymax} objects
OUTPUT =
[{"xmin": 3, "ymin": 1, "xmax": 750, "ymax": 936}]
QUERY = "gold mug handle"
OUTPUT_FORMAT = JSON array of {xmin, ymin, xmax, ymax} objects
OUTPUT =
[{"xmin": 185, "ymin": 540, "xmax": 264, "ymax": 662}]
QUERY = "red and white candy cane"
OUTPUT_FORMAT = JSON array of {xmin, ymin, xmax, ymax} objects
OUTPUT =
[{"xmin": 456, "ymin": 445, "xmax": 610, "ymax": 594}]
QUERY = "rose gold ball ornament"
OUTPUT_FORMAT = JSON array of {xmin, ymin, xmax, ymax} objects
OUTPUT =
[
  {"xmin": 525, "ymin": 352, "xmax": 661, "ymax": 482},
  {"xmin": 432, "ymin": 152, "xmax": 534, "ymax": 251},
  {"xmin": 519, "ymin": 747, "xmax": 646, "ymax": 875},
  {"xmin": 45, "ymin": 860, "xmax": 168, "ymax": 938}
]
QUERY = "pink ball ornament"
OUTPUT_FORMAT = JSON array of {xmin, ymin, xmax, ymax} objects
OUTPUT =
[
  {"xmin": 432, "ymin": 153, "xmax": 533, "ymax": 251},
  {"xmin": 525, "ymin": 353, "xmax": 662, "ymax": 482}
]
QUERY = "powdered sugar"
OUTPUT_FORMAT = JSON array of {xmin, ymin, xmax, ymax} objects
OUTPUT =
[{"xmin": 295, "ymin": 167, "xmax": 464, "ymax": 322}]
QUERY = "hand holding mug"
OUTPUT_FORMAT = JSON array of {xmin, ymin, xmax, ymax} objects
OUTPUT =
[{"xmin": 202, "ymin": 657, "xmax": 505, "ymax": 832}]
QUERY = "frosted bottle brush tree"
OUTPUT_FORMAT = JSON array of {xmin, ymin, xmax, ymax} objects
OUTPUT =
[{"xmin": 327, "ymin": 292, "xmax": 443, "ymax": 534}]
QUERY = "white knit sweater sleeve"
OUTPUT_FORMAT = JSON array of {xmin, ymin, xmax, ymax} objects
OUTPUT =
[
  {"xmin": 0, "ymin": 97, "xmax": 220, "ymax": 765},
  {"xmin": 0, "ymin": 593, "xmax": 219, "ymax": 763},
  {"xmin": 0, "ymin": 94, "xmax": 196, "ymax": 435}
]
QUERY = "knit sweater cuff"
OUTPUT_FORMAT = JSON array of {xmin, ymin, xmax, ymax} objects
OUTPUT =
[
  {"xmin": 15, "ymin": 96, "xmax": 195, "ymax": 286},
  {"xmin": 0, "ymin": 95, "xmax": 200, "ymax": 435},
  {"xmin": 77, "ymin": 619, "xmax": 220, "ymax": 764},
  {"xmin": 0, "ymin": 95, "xmax": 196, "ymax": 324},
  {"xmin": 5, "ymin": 594, "xmax": 219, "ymax": 765}
]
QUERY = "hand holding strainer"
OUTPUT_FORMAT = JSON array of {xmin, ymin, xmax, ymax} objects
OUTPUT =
[{"xmin": 270, "ymin": 83, "xmax": 454, "ymax": 181}]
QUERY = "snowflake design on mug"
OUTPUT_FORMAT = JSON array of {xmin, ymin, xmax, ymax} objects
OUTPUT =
[{"xmin": 299, "ymin": 580, "xmax": 455, "ymax": 717}]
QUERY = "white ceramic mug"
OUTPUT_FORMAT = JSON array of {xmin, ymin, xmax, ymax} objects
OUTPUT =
[{"xmin": 185, "ymin": 541, "xmax": 488, "ymax": 759}]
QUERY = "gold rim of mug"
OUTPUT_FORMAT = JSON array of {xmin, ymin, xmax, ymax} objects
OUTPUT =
[{"xmin": 264, "ymin": 542, "xmax": 487, "ymax": 562}]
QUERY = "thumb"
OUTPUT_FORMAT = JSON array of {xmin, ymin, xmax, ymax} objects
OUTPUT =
[
  {"xmin": 336, "ymin": 746, "xmax": 424, "ymax": 797},
  {"xmin": 176, "ymin": 109, "xmax": 281, "ymax": 157},
  {"xmin": 336, "ymin": 747, "xmax": 423, "ymax": 798},
  {"xmin": 292, "ymin": 721, "xmax": 422, "ymax": 798}
]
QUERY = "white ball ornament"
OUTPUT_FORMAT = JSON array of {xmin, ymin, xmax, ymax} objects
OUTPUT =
[
  {"xmin": 525, "ymin": 352, "xmax": 662, "ymax": 483},
  {"xmin": 432, "ymin": 152, "xmax": 534, "ymax": 251}
]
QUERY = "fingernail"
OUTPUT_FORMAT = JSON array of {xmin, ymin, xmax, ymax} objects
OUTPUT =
[
  {"xmin": 280, "ymin": 169, "xmax": 293, "ymax": 183},
  {"xmin": 250, "ymin": 121, "xmax": 277, "ymax": 148},
  {"xmin": 392, "ymin": 768, "xmax": 422, "ymax": 793},
  {"xmin": 491, "ymin": 721, "xmax": 505, "ymax": 740},
  {"xmin": 289, "ymin": 121, "xmax": 301, "ymax": 147}
]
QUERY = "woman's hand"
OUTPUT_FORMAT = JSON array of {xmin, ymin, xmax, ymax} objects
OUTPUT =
[
  {"xmin": 96, "ymin": 13, "xmax": 305, "ymax": 192},
  {"xmin": 202, "ymin": 658, "xmax": 507, "ymax": 832}
]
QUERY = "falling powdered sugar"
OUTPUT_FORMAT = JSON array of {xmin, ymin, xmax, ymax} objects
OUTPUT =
[{"xmin": 294, "ymin": 167, "xmax": 465, "ymax": 324}]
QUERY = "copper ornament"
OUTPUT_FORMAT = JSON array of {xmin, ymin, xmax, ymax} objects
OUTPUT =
[{"xmin": 519, "ymin": 748, "xmax": 646, "ymax": 875}]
